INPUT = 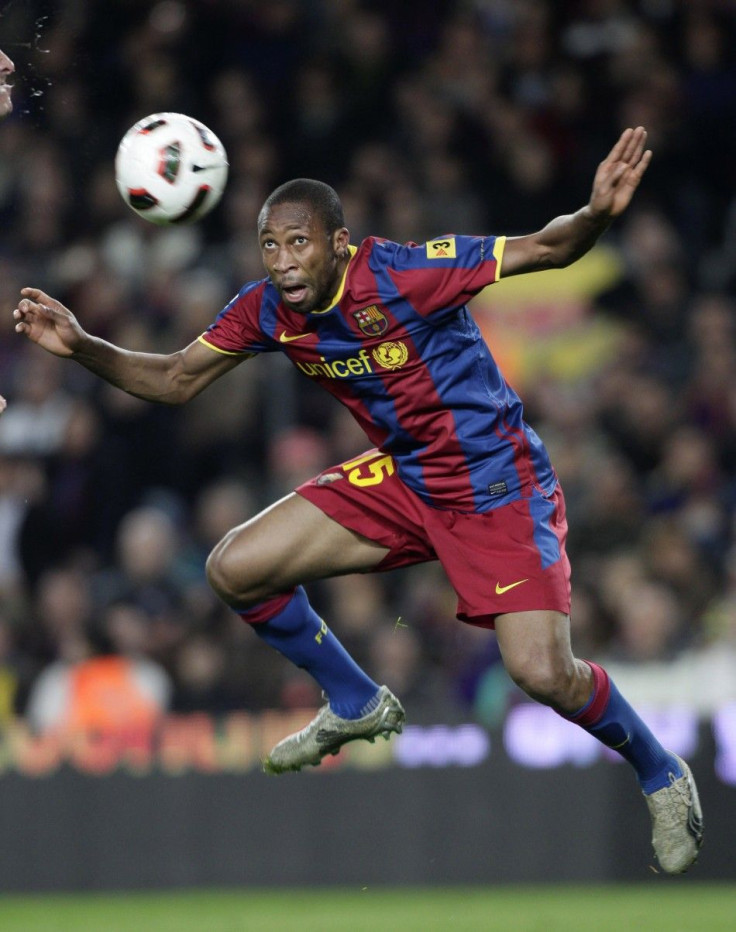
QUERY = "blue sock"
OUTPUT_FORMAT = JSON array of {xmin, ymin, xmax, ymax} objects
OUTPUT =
[
  {"xmin": 564, "ymin": 662, "xmax": 681, "ymax": 794},
  {"xmin": 243, "ymin": 587, "xmax": 380, "ymax": 719}
]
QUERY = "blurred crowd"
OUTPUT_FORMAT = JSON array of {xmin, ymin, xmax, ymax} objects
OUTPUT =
[{"xmin": 1, "ymin": 0, "xmax": 736, "ymax": 734}]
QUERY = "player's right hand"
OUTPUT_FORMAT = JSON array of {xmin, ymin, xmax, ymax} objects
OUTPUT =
[{"xmin": 13, "ymin": 288, "xmax": 85, "ymax": 358}]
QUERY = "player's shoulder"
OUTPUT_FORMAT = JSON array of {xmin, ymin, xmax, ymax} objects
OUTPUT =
[
  {"xmin": 223, "ymin": 276, "xmax": 273, "ymax": 314},
  {"xmin": 355, "ymin": 235, "xmax": 395, "ymax": 256},
  {"xmin": 234, "ymin": 276, "xmax": 270, "ymax": 302},
  {"xmin": 355, "ymin": 235, "xmax": 411, "ymax": 268}
]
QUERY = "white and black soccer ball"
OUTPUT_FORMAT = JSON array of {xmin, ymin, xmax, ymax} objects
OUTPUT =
[{"xmin": 115, "ymin": 112, "xmax": 229, "ymax": 225}]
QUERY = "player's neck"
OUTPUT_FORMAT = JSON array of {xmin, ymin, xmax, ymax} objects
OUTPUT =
[{"xmin": 313, "ymin": 246, "xmax": 355, "ymax": 314}]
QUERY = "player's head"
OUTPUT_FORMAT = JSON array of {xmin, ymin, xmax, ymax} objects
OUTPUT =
[
  {"xmin": 0, "ymin": 49, "xmax": 15, "ymax": 117},
  {"xmin": 260, "ymin": 178, "xmax": 345, "ymax": 234},
  {"xmin": 258, "ymin": 179, "xmax": 350, "ymax": 315}
]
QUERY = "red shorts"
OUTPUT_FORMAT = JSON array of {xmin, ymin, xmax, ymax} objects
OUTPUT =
[{"xmin": 297, "ymin": 449, "xmax": 571, "ymax": 628}]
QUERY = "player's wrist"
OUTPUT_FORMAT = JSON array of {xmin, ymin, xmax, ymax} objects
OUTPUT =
[
  {"xmin": 69, "ymin": 329, "xmax": 97, "ymax": 360},
  {"xmin": 581, "ymin": 202, "xmax": 611, "ymax": 224}
]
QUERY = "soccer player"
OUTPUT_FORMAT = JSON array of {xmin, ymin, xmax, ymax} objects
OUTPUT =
[{"xmin": 14, "ymin": 127, "xmax": 702, "ymax": 874}]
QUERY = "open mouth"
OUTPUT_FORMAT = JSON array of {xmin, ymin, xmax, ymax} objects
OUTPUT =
[{"xmin": 282, "ymin": 284, "xmax": 308, "ymax": 304}]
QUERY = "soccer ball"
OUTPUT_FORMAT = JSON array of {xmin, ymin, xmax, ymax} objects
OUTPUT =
[{"xmin": 115, "ymin": 112, "xmax": 229, "ymax": 225}]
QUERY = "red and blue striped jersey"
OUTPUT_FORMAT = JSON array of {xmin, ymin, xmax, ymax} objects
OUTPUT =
[{"xmin": 200, "ymin": 234, "xmax": 556, "ymax": 513}]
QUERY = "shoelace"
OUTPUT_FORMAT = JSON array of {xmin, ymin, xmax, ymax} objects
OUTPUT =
[{"xmin": 658, "ymin": 770, "xmax": 692, "ymax": 818}]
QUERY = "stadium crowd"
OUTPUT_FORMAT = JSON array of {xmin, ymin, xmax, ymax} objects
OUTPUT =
[{"xmin": 1, "ymin": 0, "xmax": 736, "ymax": 733}]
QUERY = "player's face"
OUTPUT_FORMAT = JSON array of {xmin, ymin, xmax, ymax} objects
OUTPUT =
[
  {"xmin": 259, "ymin": 202, "xmax": 349, "ymax": 314},
  {"xmin": 0, "ymin": 50, "xmax": 14, "ymax": 117}
]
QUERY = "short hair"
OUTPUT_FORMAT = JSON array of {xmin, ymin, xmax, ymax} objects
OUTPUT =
[{"xmin": 259, "ymin": 178, "xmax": 345, "ymax": 233}]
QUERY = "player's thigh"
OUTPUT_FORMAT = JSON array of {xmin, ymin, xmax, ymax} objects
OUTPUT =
[{"xmin": 209, "ymin": 491, "xmax": 390, "ymax": 592}]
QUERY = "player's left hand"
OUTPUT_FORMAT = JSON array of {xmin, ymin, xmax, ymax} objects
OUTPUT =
[{"xmin": 589, "ymin": 126, "xmax": 652, "ymax": 219}]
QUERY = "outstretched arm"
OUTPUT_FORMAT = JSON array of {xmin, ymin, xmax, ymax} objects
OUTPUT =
[
  {"xmin": 13, "ymin": 287, "xmax": 244, "ymax": 404},
  {"xmin": 500, "ymin": 126, "xmax": 652, "ymax": 278}
]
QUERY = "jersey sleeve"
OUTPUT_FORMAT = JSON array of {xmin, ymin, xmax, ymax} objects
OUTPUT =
[
  {"xmin": 198, "ymin": 280, "xmax": 275, "ymax": 356},
  {"xmin": 374, "ymin": 235, "xmax": 506, "ymax": 319}
]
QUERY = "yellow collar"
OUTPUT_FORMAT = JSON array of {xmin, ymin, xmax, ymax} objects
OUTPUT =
[{"xmin": 309, "ymin": 245, "xmax": 357, "ymax": 315}]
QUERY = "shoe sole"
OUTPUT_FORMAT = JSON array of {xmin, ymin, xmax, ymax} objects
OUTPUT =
[{"xmin": 675, "ymin": 755, "xmax": 704, "ymax": 859}]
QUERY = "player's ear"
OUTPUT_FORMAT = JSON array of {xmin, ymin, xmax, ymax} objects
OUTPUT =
[{"xmin": 333, "ymin": 226, "xmax": 350, "ymax": 257}]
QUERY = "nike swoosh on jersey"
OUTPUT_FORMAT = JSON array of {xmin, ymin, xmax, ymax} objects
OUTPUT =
[
  {"xmin": 495, "ymin": 578, "xmax": 529, "ymax": 595},
  {"xmin": 279, "ymin": 331, "xmax": 312, "ymax": 343}
]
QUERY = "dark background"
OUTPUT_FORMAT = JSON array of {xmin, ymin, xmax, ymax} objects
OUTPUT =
[{"xmin": 0, "ymin": 729, "xmax": 730, "ymax": 892}]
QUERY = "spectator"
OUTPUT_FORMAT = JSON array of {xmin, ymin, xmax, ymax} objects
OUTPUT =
[{"xmin": 25, "ymin": 600, "xmax": 171, "ymax": 735}]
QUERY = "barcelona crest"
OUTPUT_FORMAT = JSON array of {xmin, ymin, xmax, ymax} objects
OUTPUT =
[{"xmin": 353, "ymin": 304, "xmax": 388, "ymax": 337}]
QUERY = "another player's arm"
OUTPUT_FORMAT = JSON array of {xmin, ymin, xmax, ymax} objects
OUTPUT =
[
  {"xmin": 14, "ymin": 287, "xmax": 244, "ymax": 404},
  {"xmin": 500, "ymin": 126, "xmax": 652, "ymax": 278}
]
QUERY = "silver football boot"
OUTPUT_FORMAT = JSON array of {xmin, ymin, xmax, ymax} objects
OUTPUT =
[
  {"xmin": 264, "ymin": 685, "xmax": 405, "ymax": 774},
  {"xmin": 644, "ymin": 753, "xmax": 704, "ymax": 874}
]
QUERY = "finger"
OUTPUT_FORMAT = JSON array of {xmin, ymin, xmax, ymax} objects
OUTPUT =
[
  {"xmin": 18, "ymin": 295, "xmax": 63, "ymax": 319},
  {"xmin": 609, "ymin": 162, "xmax": 629, "ymax": 186},
  {"xmin": 618, "ymin": 126, "xmax": 646, "ymax": 166},
  {"xmin": 15, "ymin": 297, "xmax": 44, "ymax": 316},
  {"xmin": 619, "ymin": 129, "xmax": 640, "ymax": 165},
  {"xmin": 621, "ymin": 146, "xmax": 653, "ymax": 183},
  {"xmin": 615, "ymin": 149, "xmax": 653, "ymax": 197},
  {"xmin": 604, "ymin": 127, "xmax": 635, "ymax": 165},
  {"xmin": 20, "ymin": 287, "xmax": 57, "ymax": 307},
  {"xmin": 20, "ymin": 288, "xmax": 67, "ymax": 316},
  {"xmin": 630, "ymin": 148, "xmax": 653, "ymax": 180},
  {"xmin": 609, "ymin": 126, "xmax": 648, "ymax": 169},
  {"xmin": 594, "ymin": 155, "xmax": 628, "ymax": 191},
  {"xmin": 627, "ymin": 127, "xmax": 648, "ymax": 165},
  {"xmin": 14, "ymin": 300, "xmax": 34, "ymax": 318}
]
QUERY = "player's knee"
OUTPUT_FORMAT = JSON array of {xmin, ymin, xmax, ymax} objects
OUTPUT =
[
  {"xmin": 506, "ymin": 655, "xmax": 577, "ymax": 708},
  {"xmin": 205, "ymin": 535, "xmax": 260, "ymax": 607},
  {"xmin": 205, "ymin": 543, "xmax": 238, "ymax": 604}
]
